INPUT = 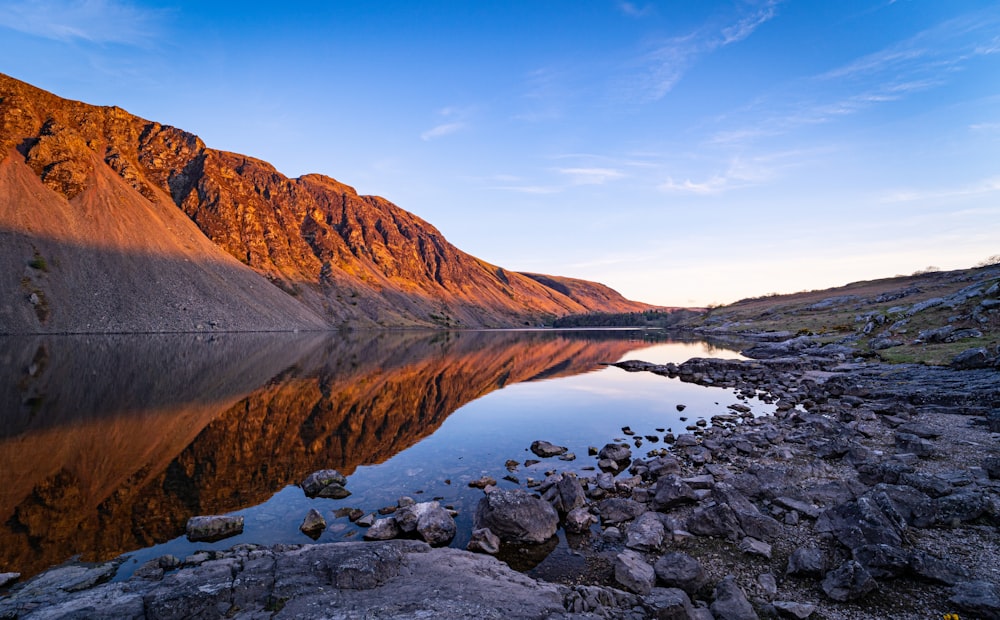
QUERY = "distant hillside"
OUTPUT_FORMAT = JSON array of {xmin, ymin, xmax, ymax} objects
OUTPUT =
[
  {"xmin": 552, "ymin": 308, "xmax": 702, "ymax": 328},
  {"xmin": 684, "ymin": 263, "xmax": 1000, "ymax": 365},
  {"xmin": 0, "ymin": 73, "xmax": 652, "ymax": 333}
]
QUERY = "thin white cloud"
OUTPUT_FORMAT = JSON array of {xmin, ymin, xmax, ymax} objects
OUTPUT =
[
  {"xmin": 626, "ymin": 1, "xmax": 781, "ymax": 102},
  {"xmin": 659, "ymin": 176, "xmax": 728, "ymax": 195},
  {"xmin": 618, "ymin": 2, "xmax": 654, "ymax": 18},
  {"xmin": 709, "ymin": 7, "xmax": 1000, "ymax": 147},
  {"xmin": 0, "ymin": 0, "xmax": 163, "ymax": 45},
  {"xmin": 880, "ymin": 176, "xmax": 1000, "ymax": 204},
  {"xmin": 722, "ymin": 2, "xmax": 778, "ymax": 45},
  {"xmin": 970, "ymin": 122, "xmax": 1000, "ymax": 132},
  {"xmin": 557, "ymin": 167, "xmax": 626, "ymax": 185},
  {"xmin": 658, "ymin": 150, "xmax": 808, "ymax": 195},
  {"xmin": 420, "ymin": 122, "xmax": 467, "ymax": 141},
  {"xmin": 490, "ymin": 184, "xmax": 562, "ymax": 195},
  {"xmin": 420, "ymin": 106, "xmax": 473, "ymax": 141}
]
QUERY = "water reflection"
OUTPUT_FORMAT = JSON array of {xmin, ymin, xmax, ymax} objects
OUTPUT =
[{"xmin": 0, "ymin": 329, "xmax": 735, "ymax": 579}]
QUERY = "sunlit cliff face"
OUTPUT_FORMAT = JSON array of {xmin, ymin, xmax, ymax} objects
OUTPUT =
[
  {"xmin": 0, "ymin": 72, "xmax": 653, "ymax": 334},
  {"xmin": 0, "ymin": 330, "xmax": 652, "ymax": 578}
]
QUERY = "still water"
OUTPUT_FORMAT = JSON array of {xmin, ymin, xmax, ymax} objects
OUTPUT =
[{"xmin": 0, "ymin": 329, "xmax": 759, "ymax": 583}]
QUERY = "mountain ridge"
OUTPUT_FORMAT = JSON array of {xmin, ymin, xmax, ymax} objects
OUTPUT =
[{"xmin": 0, "ymin": 73, "xmax": 656, "ymax": 332}]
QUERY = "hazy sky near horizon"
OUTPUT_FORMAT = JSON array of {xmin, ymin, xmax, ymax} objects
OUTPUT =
[{"xmin": 2, "ymin": 0, "xmax": 998, "ymax": 306}]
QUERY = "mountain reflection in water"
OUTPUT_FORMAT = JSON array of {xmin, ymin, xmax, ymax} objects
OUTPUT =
[{"xmin": 1, "ymin": 329, "xmax": 732, "ymax": 580}]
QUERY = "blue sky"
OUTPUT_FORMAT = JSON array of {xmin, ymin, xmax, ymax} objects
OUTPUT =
[{"xmin": 2, "ymin": 1, "xmax": 998, "ymax": 306}]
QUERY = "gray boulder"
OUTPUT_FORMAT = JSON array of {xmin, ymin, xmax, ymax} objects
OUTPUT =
[
  {"xmin": 564, "ymin": 506, "xmax": 597, "ymax": 534},
  {"xmin": 598, "ymin": 442, "xmax": 632, "ymax": 463},
  {"xmin": 185, "ymin": 515, "xmax": 244, "ymax": 542},
  {"xmin": 739, "ymin": 536, "xmax": 772, "ymax": 559},
  {"xmin": 951, "ymin": 347, "xmax": 991, "ymax": 369},
  {"xmin": 984, "ymin": 456, "xmax": 1000, "ymax": 479},
  {"xmin": 785, "ymin": 545, "xmax": 826, "ymax": 578},
  {"xmin": 651, "ymin": 475, "xmax": 698, "ymax": 512},
  {"xmin": 949, "ymin": 580, "xmax": 1000, "ymax": 619},
  {"xmin": 710, "ymin": 575, "xmax": 759, "ymax": 620},
  {"xmin": 530, "ymin": 440, "xmax": 568, "ymax": 457},
  {"xmin": 473, "ymin": 488, "xmax": 558, "ymax": 544},
  {"xmin": 597, "ymin": 498, "xmax": 647, "ymax": 526},
  {"xmin": 772, "ymin": 601, "xmax": 817, "ymax": 619},
  {"xmin": 713, "ymin": 483, "xmax": 782, "ymax": 541},
  {"xmin": 821, "ymin": 560, "xmax": 877, "ymax": 602},
  {"xmin": 614, "ymin": 550, "xmax": 655, "ymax": 595},
  {"xmin": 894, "ymin": 432, "xmax": 936, "ymax": 458},
  {"xmin": 814, "ymin": 496, "xmax": 904, "ymax": 549},
  {"xmin": 301, "ymin": 469, "xmax": 347, "ymax": 497},
  {"xmin": 394, "ymin": 499, "xmax": 460, "ymax": 544},
  {"xmin": 934, "ymin": 490, "xmax": 990, "ymax": 526},
  {"xmin": 625, "ymin": 512, "xmax": 666, "ymax": 551},
  {"xmin": 850, "ymin": 544, "xmax": 908, "ymax": 579},
  {"xmin": 315, "ymin": 483, "xmax": 351, "ymax": 499},
  {"xmin": 908, "ymin": 550, "xmax": 970, "ymax": 585},
  {"xmin": 542, "ymin": 474, "xmax": 587, "ymax": 514},
  {"xmin": 687, "ymin": 502, "xmax": 743, "ymax": 541},
  {"xmin": 644, "ymin": 587, "xmax": 696, "ymax": 619},
  {"xmin": 363, "ymin": 517, "xmax": 400, "ymax": 541},
  {"xmin": 653, "ymin": 552, "xmax": 708, "ymax": 595},
  {"xmin": 416, "ymin": 504, "xmax": 456, "ymax": 546},
  {"xmin": 466, "ymin": 527, "xmax": 501, "ymax": 555},
  {"xmin": 299, "ymin": 509, "xmax": 327, "ymax": 539}
]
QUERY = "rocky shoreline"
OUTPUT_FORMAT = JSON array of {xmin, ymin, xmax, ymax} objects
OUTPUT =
[{"xmin": 2, "ymin": 343, "xmax": 998, "ymax": 619}]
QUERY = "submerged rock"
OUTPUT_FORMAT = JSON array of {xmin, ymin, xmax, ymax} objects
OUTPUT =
[
  {"xmin": 466, "ymin": 528, "xmax": 501, "ymax": 555},
  {"xmin": 301, "ymin": 469, "xmax": 348, "ymax": 498},
  {"xmin": 299, "ymin": 509, "xmax": 327, "ymax": 539},
  {"xmin": 363, "ymin": 517, "xmax": 400, "ymax": 541},
  {"xmin": 185, "ymin": 515, "xmax": 244, "ymax": 542},
  {"xmin": 530, "ymin": 440, "xmax": 568, "ymax": 458},
  {"xmin": 0, "ymin": 572, "xmax": 20, "ymax": 588},
  {"xmin": 564, "ymin": 506, "xmax": 597, "ymax": 534}
]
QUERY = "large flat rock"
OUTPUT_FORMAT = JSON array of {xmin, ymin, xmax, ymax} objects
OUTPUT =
[{"xmin": 0, "ymin": 541, "xmax": 581, "ymax": 619}]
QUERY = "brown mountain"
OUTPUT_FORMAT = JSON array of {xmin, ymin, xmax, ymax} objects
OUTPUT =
[{"xmin": 0, "ymin": 73, "xmax": 652, "ymax": 332}]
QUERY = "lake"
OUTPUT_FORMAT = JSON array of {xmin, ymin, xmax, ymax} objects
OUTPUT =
[{"xmin": 0, "ymin": 329, "xmax": 763, "ymax": 583}]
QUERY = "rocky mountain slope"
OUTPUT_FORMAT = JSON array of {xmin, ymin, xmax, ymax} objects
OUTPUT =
[
  {"xmin": 685, "ymin": 263, "xmax": 1000, "ymax": 367},
  {"xmin": 0, "ymin": 73, "xmax": 652, "ymax": 333}
]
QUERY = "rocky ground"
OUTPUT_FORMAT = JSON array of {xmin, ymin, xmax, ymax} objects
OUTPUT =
[{"xmin": 2, "ymin": 336, "xmax": 998, "ymax": 619}]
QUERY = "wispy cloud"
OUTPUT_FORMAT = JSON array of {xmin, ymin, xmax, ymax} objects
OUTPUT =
[
  {"xmin": 721, "ymin": 1, "xmax": 778, "ymax": 45},
  {"xmin": 704, "ymin": 8, "xmax": 1000, "ymax": 149},
  {"xmin": 617, "ymin": 2, "xmax": 654, "ymax": 18},
  {"xmin": 557, "ymin": 167, "xmax": 626, "ymax": 185},
  {"xmin": 0, "ymin": 0, "xmax": 164, "ymax": 45},
  {"xmin": 659, "ymin": 175, "xmax": 728, "ymax": 195},
  {"xmin": 805, "ymin": 9, "xmax": 1000, "ymax": 122},
  {"xmin": 420, "ymin": 122, "xmax": 466, "ymax": 141},
  {"xmin": 880, "ymin": 176, "xmax": 1000, "ymax": 204},
  {"xmin": 490, "ymin": 184, "xmax": 562, "ymax": 195},
  {"xmin": 658, "ymin": 150, "xmax": 808, "ymax": 194},
  {"xmin": 625, "ymin": 1, "xmax": 781, "ymax": 102},
  {"xmin": 420, "ymin": 106, "xmax": 472, "ymax": 141},
  {"xmin": 970, "ymin": 122, "xmax": 1000, "ymax": 132}
]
